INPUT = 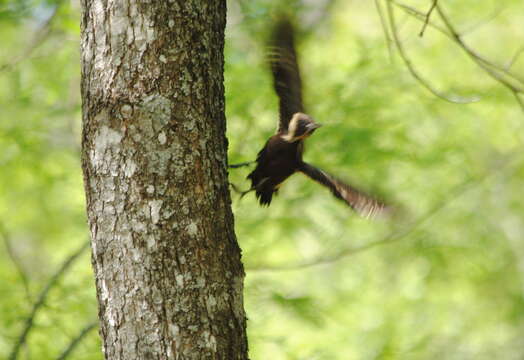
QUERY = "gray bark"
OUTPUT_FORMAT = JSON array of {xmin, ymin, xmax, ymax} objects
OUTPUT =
[{"xmin": 79, "ymin": 1, "xmax": 248, "ymax": 359}]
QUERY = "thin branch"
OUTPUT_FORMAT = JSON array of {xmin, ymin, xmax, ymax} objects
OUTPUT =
[
  {"xmin": 506, "ymin": 45, "xmax": 524, "ymax": 72},
  {"xmin": 385, "ymin": 0, "xmax": 480, "ymax": 104},
  {"xmin": 8, "ymin": 240, "xmax": 90, "ymax": 360},
  {"xmin": 390, "ymin": 0, "xmax": 524, "ymax": 112},
  {"xmin": 419, "ymin": 0, "xmax": 437, "ymax": 37},
  {"xmin": 435, "ymin": 4, "xmax": 524, "ymax": 93},
  {"xmin": 513, "ymin": 91, "xmax": 524, "ymax": 112},
  {"xmin": 402, "ymin": 0, "xmax": 524, "ymax": 84},
  {"xmin": 460, "ymin": 6, "xmax": 505, "ymax": 36},
  {"xmin": 229, "ymin": 161, "xmax": 256, "ymax": 168},
  {"xmin": 0, "ymin": 0, "xmax": 64, "ymax": 73},
  {"xmin": 392, "ymin": 1, "xmax": 449, "ymax": 36},
  {"xmin": 247, "ymin": 152, "xmax": 524, "ymax": 272},
  {"xmin": 55, "ymin": 321, "xmax": 98, "ymax": 360},
  {"xmin": 392, "ymin": 1, "xmax": 524, "ymax": 87},
  {"xmin": 374, "ymin": 0, "xmax": 394, "ymax": 62},
  {"xmin": 0, "ymin": 224, "xmax": 32, "ymax": 301}
]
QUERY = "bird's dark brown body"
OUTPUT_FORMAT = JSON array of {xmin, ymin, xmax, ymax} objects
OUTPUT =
[{"xmin": 247, "ymin": 135, "xmax": 304, "ymax": 205}]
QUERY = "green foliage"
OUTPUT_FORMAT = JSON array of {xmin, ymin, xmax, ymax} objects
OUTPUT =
[
  {"xmin": 228, "ymin": 0, "xmax": 524, "ymax": 359},
  {"xmin": 2, "ymin": 0, "xmax": 524, "ymax": 359}
]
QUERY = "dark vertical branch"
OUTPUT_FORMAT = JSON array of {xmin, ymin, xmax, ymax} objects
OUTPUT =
[{"xmin": 419, "ymin": 0, "xmax": 437, "ymax": 37}]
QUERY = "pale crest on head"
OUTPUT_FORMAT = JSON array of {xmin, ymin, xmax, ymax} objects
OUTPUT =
[{"xmin": 281, "ymin": 112, "xmax": 320, "ymax": 142}]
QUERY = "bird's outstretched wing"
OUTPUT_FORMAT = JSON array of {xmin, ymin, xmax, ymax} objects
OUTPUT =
[
  {"xmin": 268, "ymin": 17, "xmax": 304, "ymax": 133},
  {"xmin": 299, "ymin": 162, "xmax": 388, "ymax": 218}
]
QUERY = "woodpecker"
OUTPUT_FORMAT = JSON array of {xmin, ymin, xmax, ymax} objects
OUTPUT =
[{"xmin": 236, "ymin": 17, "xmax": 388, "ymax": 218}]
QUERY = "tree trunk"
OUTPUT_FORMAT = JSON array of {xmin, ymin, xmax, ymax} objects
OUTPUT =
[{"xmin": 79, "ymin": 1, "xmax": 248, "ymax": 359}]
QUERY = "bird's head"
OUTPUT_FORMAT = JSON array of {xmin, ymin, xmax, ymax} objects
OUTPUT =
[{"xmin": 281, "ymin": 112, "xmax": 322, "ymax": 142}]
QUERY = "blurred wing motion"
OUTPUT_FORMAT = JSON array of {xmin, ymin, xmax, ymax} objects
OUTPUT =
[
  {"xmin": 299, "ymin": 162, "xmax": 388, "ymax": 218},
  {"xmin": 268, "ymin": 18, "xmax": 304, "ymax": 133}
]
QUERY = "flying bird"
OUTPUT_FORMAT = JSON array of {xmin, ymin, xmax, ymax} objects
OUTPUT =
[{"xmin": 233, "ymin": 17, "xmax": 388, "ymax": 218}]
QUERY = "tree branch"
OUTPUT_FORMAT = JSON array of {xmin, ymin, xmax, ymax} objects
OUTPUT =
[
  {"xmin": 0, "ymin": 223, "xmax": 32, "ymax": 301},
  {"xmin": 0, "ymin": 0, "xmax": 64, "ymax": 73},
  {"xmin": 386, "ymin": 0, "xmax": 524, "ymax": 111},
  {"xmin": 374, "ymin": 0, "xmax": 394, "ymax": 62},
  {"xmin": 8, "ymin": 240, "xmax": 90, "ymax": 360},
  {"xmin": 391, "ymin": 1, "xmax": 449, "ymax": 36},
  {"xmin": 385, "ymin": 0, "xmax": 480, "ymax": 104},
  {"xmin": 55, "ymin": 321, "xmax": 98, "ymax": 360},
  {"xmin": 435, "ymin": 4, "xmax": 524, "ymax": 93},
  {"xmin": 392, "ymin": 1, "xmax": 524, "ymax": 88},
  {"xmin": 513, "ymin": 92, "xmax": 524, "ymax": 112},
  {"xmin": 506, "ymin": 45, "xmax": 524, "ymax": 72},
  {"xmin": 419, "ymin": 0, "xmax": 437, "ymax": 37}
]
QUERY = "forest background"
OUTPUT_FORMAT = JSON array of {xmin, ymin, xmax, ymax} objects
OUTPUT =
[{"xmin": 1, "ymin": 0, "xmax": 524, "ymax": 359}]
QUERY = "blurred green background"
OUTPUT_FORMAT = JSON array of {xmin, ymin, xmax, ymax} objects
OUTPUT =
[{"xmin": 1, "ymin": 0, "xmax": 524, "ymax": 359}]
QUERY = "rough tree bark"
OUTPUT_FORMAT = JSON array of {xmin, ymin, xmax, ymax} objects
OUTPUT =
[{"xmin": 79, "ymin": 1, "xmax": 248, "ymax": 359}]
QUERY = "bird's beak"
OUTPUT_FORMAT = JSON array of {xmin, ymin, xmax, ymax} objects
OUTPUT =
[{"xmin": 307, "ymin": 123, "xmax": 322, "ymax": 131}]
